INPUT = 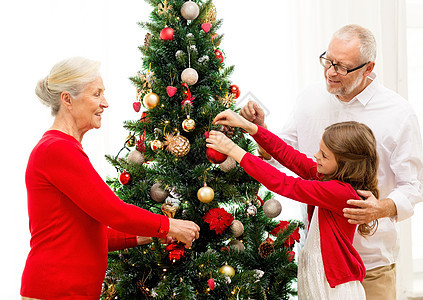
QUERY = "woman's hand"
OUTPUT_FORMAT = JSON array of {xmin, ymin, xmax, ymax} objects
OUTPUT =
[
  {"xmin": 213, "ymin": 109, "xmax": 258, "ymax": 135},
  {"xmin": 167, "ymin": 218, "xmax": 200, "ymax": 248}
]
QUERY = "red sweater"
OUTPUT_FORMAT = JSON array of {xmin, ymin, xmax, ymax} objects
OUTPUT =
[
  {"xmin": 21, "ymin": 130, "xmax": 169, "ymax": 299},
  {"xmin": 240, "ymin": 126, "xmax": 365, "ymax": 288}
]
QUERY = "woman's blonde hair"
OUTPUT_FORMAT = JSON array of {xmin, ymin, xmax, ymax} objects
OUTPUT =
[
  {"xmin": 322, "ymin": 121, "xmax": 379, "ymax": 237},
  {"xmin": 35, "ymin": 57, "xmax": 101, "ymax": 115}
]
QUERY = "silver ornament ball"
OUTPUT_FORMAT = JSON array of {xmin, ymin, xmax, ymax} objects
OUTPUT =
[
  {"xmin": 229, "ymin": 240, "xmax": 245, "ymax": 252},
  {"xmin": 150, "ymin": 182, "xmax": 169, "ymax": 203},
  {"xmin": 263, "ymin": 198, "xmax": 282, "ymax": 218},
  {"xmin": 180, "ymin": 1, "xmax": 200, "ymax": 20},
  {"xmin": 230, "ymin": 220, "xmax": 244, "ymax": 237},
  {"xmin": 127, "ymin": 150, "xmax": 145, "ymax": 165},
  {"xmin": 181, "ymin": 68, "xmax": 199, "ymax": 85},
  {"xmin": 219, "ymin": 156, "xmax": 236, "ymax": 172}
]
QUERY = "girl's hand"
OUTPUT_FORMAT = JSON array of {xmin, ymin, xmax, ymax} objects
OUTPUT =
[
  {"xmin": 206, "ymin": 130, "xmax": 236, "ymax": 155},
  {"xmin": 213, "ymin": 110, "xmax": 257, "ymax": 134}
]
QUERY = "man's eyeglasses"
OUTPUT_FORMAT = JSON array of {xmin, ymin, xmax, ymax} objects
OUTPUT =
[{"xmin": 319, "ymin": 52, "xmax": 369, "ymax": 76}]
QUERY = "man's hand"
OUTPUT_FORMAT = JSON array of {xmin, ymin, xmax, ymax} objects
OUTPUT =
[
  {"xmin": 239, "ymin": 101, "xmax": 265, "ymax": 127},
  {"xmin": 343, "ymin": 190, "xmax": 397, "ymax": 224}
]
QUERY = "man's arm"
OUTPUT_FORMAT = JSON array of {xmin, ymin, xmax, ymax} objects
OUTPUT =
[{"xmin": 343, "ymin": 190, "xmax": 397, "ymax": 224}]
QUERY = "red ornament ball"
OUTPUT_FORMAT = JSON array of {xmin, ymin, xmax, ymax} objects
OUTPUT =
[
  {"xmin": 214, "ymin": 49, "xmax": 224, "ymax": 63},
  {"xmin": 206, "ymin": 148, "xmax": 228, "ymax": 164},
  {"xmin": 229, "ymin": 84, "xmax": 241, "ymax": 99},
  {"xmin": 160, "ymin": 27, "xmax": 174, "ymax": 40},
  {"xmin": 119, "ymin": 170, "xmax": 132, "ymax": 185}
]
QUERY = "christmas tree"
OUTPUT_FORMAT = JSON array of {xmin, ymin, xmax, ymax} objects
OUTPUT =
[{"xmin": 103, "ymin": 0, "xmax": 302, "ymax": 299}]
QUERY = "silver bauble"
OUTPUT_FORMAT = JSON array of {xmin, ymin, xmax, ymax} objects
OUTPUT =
[
  {"xmin": 230, "ymin": 220, "xmax": 244, "ymax": 237},
  {"xmin": 219, "ymin": 156, "xmax": 236, "ymax": 172},
  {"xmin": 246, "ymin": 205, "xmax": 257, "ymax": 216},
  {"xmin": 127, "ymin": 150, "xmax": 145, "ymax": 165},
  {"xmin": 229, "ymin": 240, "xmax": 245, "ymax": 251},
  {"xmin": 181, "ymin": 68, "xmax": 198, "ymax": 85},
  {"xmin": 180, "ymin": 0, "xmax": 200, "ymax": 20},
  {"xmin": 263, "ymin": 198, "xmax": 282, "ymax": 218},
  {"xmin": 150, "ymin": 182, "xmax": 169, "ymax": 203}
]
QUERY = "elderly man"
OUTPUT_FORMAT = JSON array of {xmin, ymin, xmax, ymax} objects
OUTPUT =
[{"xmin": 241, "ymin": 24, "xmax": 423, "ymax": 300}]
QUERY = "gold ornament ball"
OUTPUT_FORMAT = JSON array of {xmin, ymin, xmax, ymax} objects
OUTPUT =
[
  {"xmin": 150, "ymin": 139, "xmax": 163, "ymax": 151},
  {"xmin": 229, "ymin": 240, "xmax": 245, "ymax": 251},
  {"xmin": 182, "ymin": 118, "xmax": 196, "ymax": 132},
  {"xmin": 150, "ymin": 182, "xmax": 169, "ymax": 203},
  {"xmin": 230, "ymin": 220, "xmax": 244, "ymax": 237},
  {"xmin": 263, "ymin": 198, "xmax": 282, "ymax": 218},
  {"xmin": 181, "ymin": 68, "xmax": 198, "ymax": 85},
  {"xmin": 166, "ymin": 133, "xmax": 190, "ymax": 157},
  {"xmin": 219, "ymin": 264, "xmax": 235, "ymax": 277},
  {"xmin": 180, "ymin": 0, "xmax": 200, "ymax": 20},
  {"xmin": 197, "ymin": 185, "xmax": 214, "ymax": 203},
  {"xmin": 143, "ymin": 92, "xmax": 160, "ymax": 109},
  {"xmin": 126, "ymin": 134, "xmax": 136, "ymax": 147},
  {"xmin": 127, "ymin": 150, "xmax": 145, "ymax": 165},
  {"xmin": 219, "ymin": 156, "xmax": 236, "ymax": 172}
]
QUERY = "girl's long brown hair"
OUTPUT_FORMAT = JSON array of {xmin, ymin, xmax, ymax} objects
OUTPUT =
[{"xmin": 321, "ymin": 121, "xmax": 379, "ymax": 237}]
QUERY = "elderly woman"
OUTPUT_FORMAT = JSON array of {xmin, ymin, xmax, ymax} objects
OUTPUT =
[{"xmin": 21, "ymin": 57, "xmax": 200, "ymax": 300}]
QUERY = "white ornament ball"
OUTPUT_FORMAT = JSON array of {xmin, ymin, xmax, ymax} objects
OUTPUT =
[
  {"xmin": 219, "ymin": 156, "xmax": 236, "ymax": 172},
  {"xmin": 263, "ymin": 198, "xmax": 282, "ymax": 218},
  {"xmin": 127, "ymin": 150, "xmax": 145, "ymax": 165},
  {"xmin": 150, "ymin": 183, "xmax": 169, "ymax": 203},
  {"xmin": 229, "ymin": 240, "xmax": 245, "ymax": 251},
  {"xmin": 230, "ymin": 220, "xmax": 244, "ymax": 237},
  {"xmin": 181, "ymin": 68, "xmax": 199, "ymax": 85},
  {"xmin": 180, "ymin": 1, "xmax": 200, "ymax": 20}
]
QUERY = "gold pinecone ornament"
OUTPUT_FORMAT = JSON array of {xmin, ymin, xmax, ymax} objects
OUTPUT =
[
  {"xmin": 258, "ymin": 240, "xmax": 275, "ymax": 258},
  {"xmin": 164, "ymin": 131, "xmax": 190, "ymax": 157}
]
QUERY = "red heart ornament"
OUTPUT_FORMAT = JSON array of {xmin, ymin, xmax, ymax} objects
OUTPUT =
[
  {"xmin": 133, "ymin": 102, "xmax": 141, "ymax": 112},
  {"xmin": 201, "ymin": 23, "xmax": 211, "ymax": 33},
  {"xmin": 167, "ymin": 86, "xmax": 177, "ymax": 97}
]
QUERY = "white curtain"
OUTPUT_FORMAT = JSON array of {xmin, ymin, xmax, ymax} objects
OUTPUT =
[{"xmin": 0, "ymin": 0, "xmax": 409, "ymax": 298}]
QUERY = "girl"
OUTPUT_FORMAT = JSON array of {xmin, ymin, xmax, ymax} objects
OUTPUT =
[{"xmin": 206, "ymin": 110, "xmax": 379, "ymax": 300}]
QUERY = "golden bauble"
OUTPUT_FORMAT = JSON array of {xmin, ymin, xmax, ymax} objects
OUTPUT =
[
  {"xmin": 161, "ymin": 203, "xmax": 179, "ymax": 218},
  {"xmin": 143, "ymin": 92, "xmax": 160, "ymax": 109},
  {"xmin": 126, "ymin": 134, "xmax": 136, "ymax": 147},
  {"xmin": 219, "ymin": 264, "xmax": 235, "ymax": 277},
  {"xmin": 150, "ymin": 182, "xmax": 169, "ymax": 203},
  {"xmin": 197, "ymin": 184, "xmax": 214, "ymax": 203},
  {"xmin": 263, "ymin": 198, "xmax": 282, "ymax": 218},
  {"xmin": 230, "ymin": 220, "xmax": 244, "ymax": 238},
  {"xmin": 181, "ymin": 68, "xmax": 198, "ymax": 85},
  {"xmin": 180, "ymin": 0, "xmax": 200, "ymax": 20},
  {"xmin": 182, "ymin": 118, "xmax": 196, "ymax": 132},
  {"xmin": 165, "ymin": 133, "xmax": 190, "ymax": 157},
  {"xmin": 150, "ymin": 139, "xmax": 163, "ymax": 151}
]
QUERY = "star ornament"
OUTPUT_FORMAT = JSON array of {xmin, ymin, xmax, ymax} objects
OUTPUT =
[
  {"xmin": 203, "ymin": 208, "xmax": 234, "ymax": 235},
  {"xmin": 158, "ymin": 0, "xmax": 172, "ymax": 15},
  {"xmin": 218, "ymin": 93, "xmax": 236, "ymax": 108},
  {"xmin": 138, "ymin": 70, "xmax": 155, "ymax": 90}
]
